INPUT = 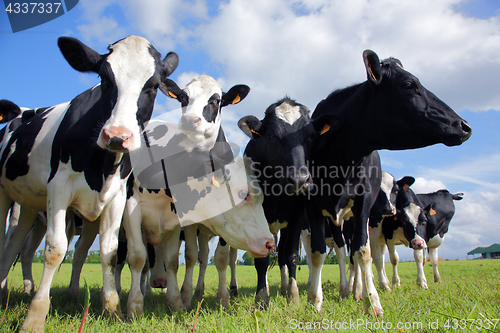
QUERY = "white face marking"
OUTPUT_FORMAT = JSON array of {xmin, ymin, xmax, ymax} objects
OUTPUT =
[
  {"xmin": 180, "ymin": 75, "xmax": 223, "ymax": 147},
  {"xmin": 98, "ymin": 36, "xmax": 156, "ymax": 151},
  {"xmin": 404, "ymin": 202, "xmax": 421, "ymax": 227},
  {"xmin": 275, "ymin": 102, "xmax": 301, "ymax": 125}
]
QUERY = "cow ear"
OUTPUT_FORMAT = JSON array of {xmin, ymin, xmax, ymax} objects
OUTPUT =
[
  {"xmin": 160, "ymin": 79, "xmax": 186, "ymax": 102},
  {"xmin": 311, "ymin": 114, "xmax": 343, "ymax": 136},
  {"xmin": 0, "ymin": 100, "xmax": 22, "ymax": 123},
  {"xmin": 451, "ymin": 192, "xmax": 464, "ymax": 201},
  {"xmin": 396, "ymin": 176, "xmax": 415, "ymax": 190},
  {"xmin": 238, "ymin": 116, "xmax": 262, "ymax": 139},
  {"xmin": 58, "ymin": 37, "xmax": 103, "ymax": 73},
  {"xmin": 162, "ymin": 52, "xmax": 179, "ymax": 78},
  {"xmin": 363, "ymin": 50, "xmax": 383, "ymax": 85},
  {"xmin": 222, "ymin": 85, "xmax": 250, "ymax": 107}
]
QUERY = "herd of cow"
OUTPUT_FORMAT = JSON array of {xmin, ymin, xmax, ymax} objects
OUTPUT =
[{"xmin": 0, "ymin": 35, "xmax": 471, "ymax": 332}]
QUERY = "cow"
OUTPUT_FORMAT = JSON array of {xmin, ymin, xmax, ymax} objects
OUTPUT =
[
  {"xmin": 238, "ymin": 97, "xmax": 336, "ymax": 309},
  {"xmin": 304, "ymin": 49, "xmax": 471, "ymax": 316},
  {"xmin": 0, "ymin": 35, "xmax": 179, "ymax": 332},
  {"xmin": 122, "ymin": 75, "xmax": 274, "ymax": 317},
  {"xmin": 415, "ymin": 189, "xmax": 463, "ymax": 287},
  {"xmin": 370, "ymin": 175, "xmax": 462, "ymax": 289}
]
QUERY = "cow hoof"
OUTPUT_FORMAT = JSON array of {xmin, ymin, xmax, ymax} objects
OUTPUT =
[
  {"xmin": 219, "ymin": 297, "xmax": 230, "ymax": 312},
  {"xmin": 417, "ymin": 282, "xmax": 429, "ymax": 289},
  {"xmin": 254, "ymin": 290, "xmax": 269, "ymax": 310},
  {"xmin": 23, "ymin": 281, "xmax": 34, "ymax": 295},
  {"xmin": 229, "ymin": 285, "xmax": 239, "ymax": 297},
  {"xmin": 434, "ymin": 276, "xmax": 442, "ymax": 283}
]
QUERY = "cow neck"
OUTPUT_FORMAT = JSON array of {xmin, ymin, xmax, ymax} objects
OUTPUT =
[{"xmin": 313, "ymin": 81, "xmax": 376, "ymax": 167}]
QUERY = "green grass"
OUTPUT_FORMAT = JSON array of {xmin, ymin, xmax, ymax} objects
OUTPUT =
[{"xmin": 1, "ymin": 259, "xmax": 499, "ymax": 332}]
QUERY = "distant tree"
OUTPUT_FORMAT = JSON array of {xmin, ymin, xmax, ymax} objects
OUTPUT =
[
  {"xmin": 64, "ymin": 250, "xmax": 74, "ymax": 263},
  {"xmin": 324, "ymin": 251, "xmax": 338, "ymax": 265},
  {"xmin": 33, "ymin": 250, "xmax": 44, "ymax": 263},
  {"xmin": 242, "ymin": 252, "xmax": 254, "ymax": 266},
  {"xmin": 209, "ymin": 256, "xmax": 215, "ymax": 265},
  {"xmin": 86, "ymin": 250, "xmax": 100, "ymax": 263},
  {"xmin": 299, "ymin": 255, "xmax": 308, "ymax": 265}
]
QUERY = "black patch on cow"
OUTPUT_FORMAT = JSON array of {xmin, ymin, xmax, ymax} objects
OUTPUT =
[
  {"xmin": 48, "ymin": 85, "xmax": 122, "ymax": 192},
  {"xmin": 219, "ymin": 237, "xmax": 227, "ymax": 246},
  {"xmin": 202, "ymin": 93, "xmax": 221, "ymax": 123},
  {"xmin": 0, "ymin": 107, "xmax": 53, "ymax": 180},
  {"xmin": 147, "ymin": 242, "xmax": 156, "ymax": 268}
]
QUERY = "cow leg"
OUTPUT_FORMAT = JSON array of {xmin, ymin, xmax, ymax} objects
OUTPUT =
[
  {"xmin": 122, "ymin": 195, "xmax": 147, "ymax": 318},
  {"xmin": 371, "ymin": 237, "xmax": 391, "ymax": 291},
  {"xmin": 181, "ymin": 224, "xmax": 198, "ymax": 309},
  {"xmin": 68, "ymin": 220, "xmax": 99, "ymax": 298},
  {"xmin": 307, "ymin": 214, "xmax": 326, "ymax": 312},
  {"xmin": 414, "ymin": 249, "xmax": 428, "ymax": 289},
  {"xmin": 0, "ymin": 193, "xmax": 14, "ymax": 292},
  {"xmin": 21, "ymin": 216, "xmax": 47, "ymax": 295},
  {"xmin": 428, "ymin": 248, "xmax": 441, "ymax": 282},
  {"xmin": 99, "ymin": 195, "xmax": 127, "ymax": 320},
  {"xmin": 334, "ymin": 243, "xmax": 350, "ymax": 298},
  {"xmin": 351, "ymin": 202, "xmax": 383, "ymax": 317},
  {"xmin": 300, "ymin": 228, "xmax": 313, "ymax": 288},
  {"xmin": 0, "ymin": 207, "xmax": 38, "ymax": 294},
  {"xmin": 351, "ymin": 260, "xmax": 363, "ymax": 301},
  {"xmin": 386, "ymin": 241, "xmax": 400, "ymax": 288},
  {"xmin": 229, "ymin": 246, "xmax": 239, "ymax": 296},
  {"xmin": 254, "ymin": 255, "xmax": 270, "ymax": 308},
  {"xmin": 163, "ymin": 225, "xmax": 185, "ymax": 311},
  {"xmin": 277, "ymin": 229, "xmax": 288, "ymax": 296},
  {"xmin": 193, "ymin": 231, "xmax": 211, "ymax": 298},
  {"xmin": 214, "ymin": 238, "xmax": 230, "ymax": 311},
  {"xmin": 330, "ymin": 221, "xmax": 349, "ymax": 298},
  {"xmin": 21, "ymin": 197, "xmax": 69, "ymax": 332},
  {"xmin": 114, "ymin": 235, "xmax": 128, "ymax": 296}
]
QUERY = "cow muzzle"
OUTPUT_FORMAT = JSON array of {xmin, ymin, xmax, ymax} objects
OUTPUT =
[
  {"xmin": 101, "ymin": 127, "xmax": 134, "ymax": 152},
  {"xmin": 179, "ymin": 114, "xmax": 202, "ymax": 132},
  {"xmin": 248, "ymin": 237, "xmax": 275, "ymax": 258},
  {"xmin": 286, "ymin": 173, "xmax": 312, "ymax": 194},
  {"xmin": 411, "ymin": 238, "xmax": 426, "ymax": 250}
]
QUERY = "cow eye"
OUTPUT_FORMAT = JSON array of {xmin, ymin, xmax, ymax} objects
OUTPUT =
[{"xmin": 402, "ymin": 81, "xmax": 415, "ymax": 91}]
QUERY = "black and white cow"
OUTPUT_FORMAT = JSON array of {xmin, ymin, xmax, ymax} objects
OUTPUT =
[
  {"xmin": 122, "ymin": 75, "xmax": 274, "ymax": 317},
  {"xmin": 370, "ymin": 174, "xmax": 462, "ymax": 289},
  {"xmin": 0, "ymin": 35, "xmax": 178, "ymax": 332},
  {"xmin": 305, "ymin": 50, "xmax": 472, "ymax": 316},
  {"xmin": 238, "ymin": 97, "xmax": 336, "ymax": 308}
]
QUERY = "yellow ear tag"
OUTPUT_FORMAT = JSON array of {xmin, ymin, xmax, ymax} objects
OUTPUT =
[
  {"xmin": 250, "ymin": 129, "xmax": 261, "ymax": 137},
  {"xmin": 212, "ymin": 175, "xmax": 220, "ymax": 188},
  {"xmin": 403, "ymin": 184, "xmax": 409, "ymax": 190},
  {"xmin": 429, "ymin": 208, "xmax": 437, "ymax": 216},
  {"xmin": 369, "ymin": 64, "xmax": 377, "ymax": 82},
  {"xmin": 168, "ymin": 91, "xmax": 177, "ymax": 99},
  {"xmin": 0, "ymin": 114, "xmax": 3, "ymax": 121},
  {"xmin": 232, "ymin": 94, "xmax": 241, "ymax": 104},
  {"xmin": 320, "ymin": 124, "xmax": 330, "ymax": 135}
]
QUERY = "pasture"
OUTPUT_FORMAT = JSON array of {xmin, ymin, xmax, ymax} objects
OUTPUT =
[{"xmin": 0, "ymin": 259, "xmax": 499, "ymax": 332}]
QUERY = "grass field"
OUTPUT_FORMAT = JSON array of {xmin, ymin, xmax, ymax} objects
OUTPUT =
[{"xmin": 0, "ymin": 259, "xmax": 499, "ymax": 332}]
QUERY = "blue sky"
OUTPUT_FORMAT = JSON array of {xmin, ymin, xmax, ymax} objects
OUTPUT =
[{"xmin": 1, "ymin": 0, "xmax": 500, "ymax": 262}]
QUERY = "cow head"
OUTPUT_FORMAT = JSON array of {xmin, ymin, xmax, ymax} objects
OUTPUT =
[
  {"xmin": 394, "ymin": 176, "xmax": 427, "ymax": 249},
  {"xmin": 239, "ymin": 97, "xmax": 338, "ymax": 194},
  {"xmin": 0, "ymin": 100, "xmax": 22, "ymax": 124},
  {"xmin": 362, "ymin": 50, "xmax": 472, "ymax": 150},
  {"xmin": 57, "ymin": 36, "xmax": 179, "ymax": 153},
  {"xmin": 183, "ymin": 156, "xmax": 275, "ymax": 257},
  {"xmin": 161, "ymin": 75, "xmax": 250, "ymax": 149}
]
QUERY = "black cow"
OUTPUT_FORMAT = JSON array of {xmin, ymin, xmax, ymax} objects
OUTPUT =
[
  {"xmin": 0, "ymin": 35, "xmax": 178, "ymax": 331},
  {"xmin": 305, "ymin": 49, "xmax": 471, "ymax": 316},
  {"xmin": 238, "ymin": 97, "xmax": 335, "ymax": 308}
]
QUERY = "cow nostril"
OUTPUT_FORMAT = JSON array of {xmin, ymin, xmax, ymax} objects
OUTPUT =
[
  {"xmin": 266, "ymin": 241, "xmax": 275, "ymax": 252},
  {"xmin": 461, "ymin": 121, "xmax": 472, "ymax": 138}
]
